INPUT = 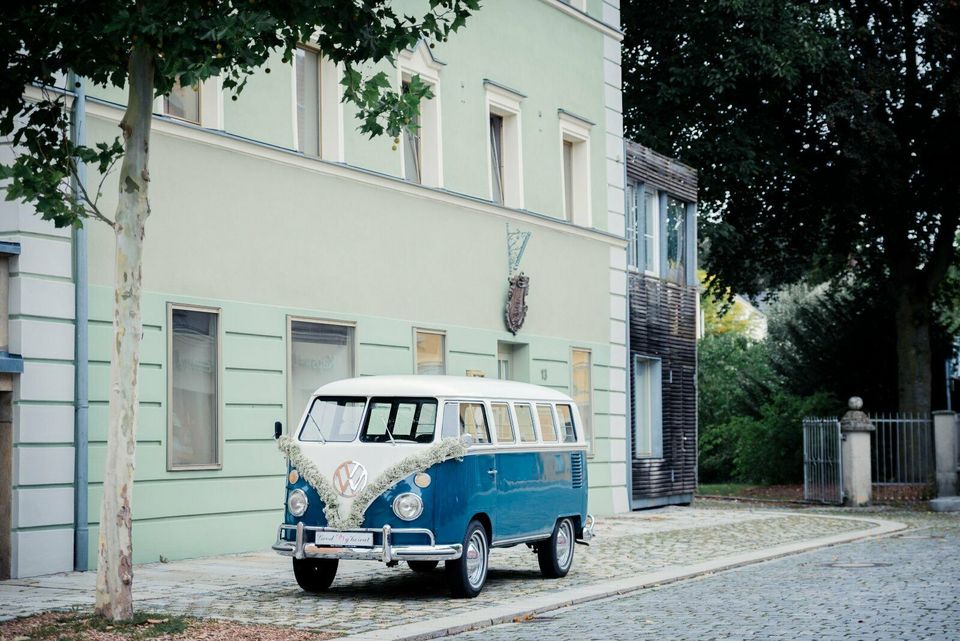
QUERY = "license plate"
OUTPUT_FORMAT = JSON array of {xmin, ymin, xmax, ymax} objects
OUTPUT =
[{"xmin": 315, "ymin": 531, "xmax": 373, "ymax": 547}]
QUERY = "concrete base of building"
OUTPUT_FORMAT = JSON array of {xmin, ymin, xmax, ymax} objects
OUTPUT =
[
  {"xmin": 929, "ymin": 496, "xmax": 960, "ymax": 512},
  {"xmin": 631, "ymin": 493, "xmax": 694, "ymax": 510}
]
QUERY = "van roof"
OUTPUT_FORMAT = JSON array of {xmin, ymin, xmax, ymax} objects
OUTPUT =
[{"xmin": 313, "ymin": 375, "xmax": 575, "ymax": 402}]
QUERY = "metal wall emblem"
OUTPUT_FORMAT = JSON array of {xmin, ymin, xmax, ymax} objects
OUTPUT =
[
  {"xmin": 505, "ymin": 272, "xmax": 530, "ymax": 335},
  {"xmin": 332, "ymin": 460, "xmax": 368, "ymax": 498}
]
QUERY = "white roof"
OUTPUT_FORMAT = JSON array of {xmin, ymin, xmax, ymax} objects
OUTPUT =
[{"xmin": 313, "ymin": 375, "xmax": 574, "ymax": 402}]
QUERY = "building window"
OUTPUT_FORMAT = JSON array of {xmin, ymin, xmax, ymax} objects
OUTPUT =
[
  {"xmin": 168, "ymin": 305, "xmax": 221, "ymax": 470},
  {"xmin": 164, "ymin": 79, "xmax": 200, "ymax": 124},
  {"xmin": 415, "ymin": 329, "xmax": 445, "ymax": 374},
  {"xmin": 558, "ymin": 111, "xmax": 592, "ymax": 226},
  {"xmin": 666, "ymin": 196, "xmax": 687, "ymax": 284},
  {"xmin": 399, "ymin": 41, "xmax": 443, "ymax": 187},
  {"xmin": 291, "ymin": 43, "xmax": 345, "ymax": 160},
  {"xmin": 401, "ymin": 82, "xmax": 422, "ymax": 183},
  {"xmin": 295, "ymin": 46, "xmax": 321, "ymax": 156},
  {"xmin": 287, "ymin": 319, "xmax": 355, "ymax": 429},
  {"xmin": 633, "ymin": 355, "xmax": 663, "ymax": 458},
  {"xmin": 626, "ymin": 182, "xmax": 659, "ymax": 274},
  {"xmin": 571, "ymin": 348, "xmax": 593, "ymax": 451},
  {"xmin": 485, "ymin": 81, "xmax": 524, "ymax": 208},
  {"xmin": 489, "ymin": 114, "xmax": 505, "ymax": 204}
]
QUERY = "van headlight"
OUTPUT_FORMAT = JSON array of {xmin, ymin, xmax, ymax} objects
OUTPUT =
[
  {"xmin": 392, "ymin": 493, "xmax": 423, "ymax": 521},
  {"xmin": 287, "ymin": 489, "xmax": 308, "ymax": 517}
]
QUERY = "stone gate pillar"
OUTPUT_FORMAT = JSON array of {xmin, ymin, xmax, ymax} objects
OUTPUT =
[{"xmin": 840, "ymin": 397, "xmax": 874, "ymax": 507}]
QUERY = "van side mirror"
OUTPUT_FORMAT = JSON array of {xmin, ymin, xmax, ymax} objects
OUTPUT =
[
  {"xmin": 460, "ymin": 433, "xmax": 474, "ymax": 448},
  {"xmin": 274, "ymin": 421, "xmax": 282, "ymax": 440}
]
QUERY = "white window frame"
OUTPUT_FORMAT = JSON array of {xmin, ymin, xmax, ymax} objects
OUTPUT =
[
  {"xmin": 413, "ymin": 328, "xmax": 446, "ymax": 375},
  {"xmin": 167, "ymin": 302, "xmax": 223, "ymax": 471},
  {"xmin": 157, "ymin": 77, "xmax": 224, "ymax": 129},
  {"xmin": 285, "ymin": 316, "xmax": 357, "ymax": 432},
  {"xmin": 398, "ymin": 41, "xmax": 444, "ymax": 188},
  {"xmin": 289, "ymin": 41, "xmax": 345, "ymax": 162},
  {"xmin": 484, "ymin": 81, "xmax": 525, "ymax": 209},
  {"xmin": 558, "ymin": 110, "xmax": 593, "ymax": 227},
  {"xmin": 633, "ymin": 354, "xmax": 663, "ymax": 459},
  {"xmin": 626, "ymin": 182, "xmax": 660, "ymax": 276}
]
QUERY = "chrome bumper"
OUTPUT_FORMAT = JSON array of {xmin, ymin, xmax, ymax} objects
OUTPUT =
[
  {"xmin": 580, "ymin": 514, "xmax": 596, "ymax": 541},
  {"xmin": 272, "ymin": 522, "xmax": 462, "ymax": 563}
]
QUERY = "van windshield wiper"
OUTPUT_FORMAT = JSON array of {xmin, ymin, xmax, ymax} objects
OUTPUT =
[{"xmin": 307, "ymin": 412, "xmax": 327, "ymax": 444}]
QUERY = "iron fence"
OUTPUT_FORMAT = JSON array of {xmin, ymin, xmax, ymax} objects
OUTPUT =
[
  {"xmin": 802, "ymin": 417, "xmax": 843, "ymax": 504},
  {"xmin": 869, "ymin": 412, "xmax": 936, "ymax": 502}
]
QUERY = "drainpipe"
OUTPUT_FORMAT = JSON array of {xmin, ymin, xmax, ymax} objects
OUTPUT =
[
  {"xmin": 69, "ymin": 71, "xmax": 90, "ymax": 572},
  {"xmin": 621, "ymin": 137, "xmax": 634, "ymax": 510}
]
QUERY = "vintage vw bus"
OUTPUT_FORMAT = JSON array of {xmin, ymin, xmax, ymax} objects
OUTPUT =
[{"xmin": 272, "ymin": 375, "xmax": 593, "ymax": 598}]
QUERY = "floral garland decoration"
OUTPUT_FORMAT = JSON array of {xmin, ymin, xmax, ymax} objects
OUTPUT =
[{"xmin": 277, "ymin": 435, "xmax": 468, "ymax": 530}]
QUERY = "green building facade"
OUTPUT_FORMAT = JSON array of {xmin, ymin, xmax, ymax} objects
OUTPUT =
[{"xmin": 1, "ymin": 0, "xmax": 629, "ymax": 577}]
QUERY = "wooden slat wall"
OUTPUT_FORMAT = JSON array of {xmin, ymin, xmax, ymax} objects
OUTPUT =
[
  {"xmin": 625, "ymin": 141, "xmax": 698, "ymax": 202},
  {"xmin": 628, "ymin": 273, "xmax": 698, "ymax": 499}
]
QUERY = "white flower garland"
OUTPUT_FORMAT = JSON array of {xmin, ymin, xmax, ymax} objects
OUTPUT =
[{"xmin": 277, "ymin": 435, "xmax": 468, "ymax": 530}]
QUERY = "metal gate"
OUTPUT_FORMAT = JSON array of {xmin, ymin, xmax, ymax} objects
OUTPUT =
[
  {"xmin": 870, "ymin": 413, "xmax": 936, "ymax": 502},
  {"xmin": 803, "ymin": 417, "xmax": 844, "ymax": 504}
]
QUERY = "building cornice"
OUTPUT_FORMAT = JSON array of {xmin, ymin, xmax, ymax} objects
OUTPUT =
[
  {"xmin": 84, "ymin": 97, "xmax": 626, "ymax": 248},
  {"xmin": 539, "ymin": 0, "xmax": 624, "ymax": 41}
]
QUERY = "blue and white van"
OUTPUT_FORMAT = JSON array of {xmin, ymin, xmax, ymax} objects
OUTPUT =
[{"xmin": 272, "ymin": 375, "xmax": 594, "ymax": 597}]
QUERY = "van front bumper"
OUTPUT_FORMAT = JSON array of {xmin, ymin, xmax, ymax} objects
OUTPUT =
[{"xmin": 272, "ymin": 522, "xmax": 462, "ymax": 563}]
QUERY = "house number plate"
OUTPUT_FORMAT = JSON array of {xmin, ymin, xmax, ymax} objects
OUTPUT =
[{"xmin": 315, "ymin": 531, "xmax": 374, "ymax": 547}]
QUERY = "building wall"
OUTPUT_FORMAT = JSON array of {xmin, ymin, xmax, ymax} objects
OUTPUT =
[
  {"xmin": 628, "ymin": 275, "xmax": 698, "ymax": 504},
  {"xmin": 0, "ymin": 147, "xmax": 77, "ymax": 578},
  {"xmin": 2, "ymin": 0, "xmax": 628, "ymax": 574}
]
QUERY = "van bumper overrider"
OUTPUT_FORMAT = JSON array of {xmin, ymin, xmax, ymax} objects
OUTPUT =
[{"xmin": 272, "ymin": 522, "xmax": 463, "ymax": 563}]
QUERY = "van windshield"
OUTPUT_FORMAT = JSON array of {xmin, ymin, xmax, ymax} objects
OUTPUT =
[
  {"xmin": 360, "ymin": 398, "xmax": 438, "ymax": 443},
  {"xmin": 298, "ymin": 397, "xmax": 366, "ymax": 442}
]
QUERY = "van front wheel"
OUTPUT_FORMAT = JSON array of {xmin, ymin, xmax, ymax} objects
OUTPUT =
[
  {"xmin": 293, "ymin": 558, "xmax": 338, "ymax": 592},
  {"xmin": 445, "ymin": 519, "xmax": 489, "ymax": 598},
  {"xmin": 538, "ymin": 517, "xmax": 575, "ymax": 578}
]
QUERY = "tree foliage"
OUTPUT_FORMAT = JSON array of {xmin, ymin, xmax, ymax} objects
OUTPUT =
[
  {"xmin": 0, "ymin": 0, "xmax": 479, "ymax": 228},
  {"xmin": 624, "ymin": 0, "xmax": 960, "ymax": 412}
]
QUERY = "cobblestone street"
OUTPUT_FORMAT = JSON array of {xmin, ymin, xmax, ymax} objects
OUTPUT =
[
  {"xmin": 450, "ymin": 510, "xmax": 960, "ymax": 641},
  {"xmin": 0, "ymin": 504, "xmax": 890, "ymax": 638}
]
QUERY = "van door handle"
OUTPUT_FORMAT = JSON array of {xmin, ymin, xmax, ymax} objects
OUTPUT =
[{"xmin": 487, "ymin": 469, "xmax": 497, "ymax": 476}]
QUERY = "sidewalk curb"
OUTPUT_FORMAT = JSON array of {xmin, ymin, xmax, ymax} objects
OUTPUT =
[{"xmin": 336, "ymin": 514, "xmax": 907, "ymax": 641}]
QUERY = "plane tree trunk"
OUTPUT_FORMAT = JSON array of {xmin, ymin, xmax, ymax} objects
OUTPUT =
[{"xmin": 93, "ymin": 42, "xmax": 153, "ymax": 622}]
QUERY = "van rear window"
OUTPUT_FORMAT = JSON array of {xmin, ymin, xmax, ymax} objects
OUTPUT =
[{"xmin": 360, "ymin": 398, "xmax": 437, "ymax": 443}]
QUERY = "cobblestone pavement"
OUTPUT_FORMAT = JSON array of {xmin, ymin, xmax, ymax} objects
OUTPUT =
[
  {"xmin": 450, "ymin": 508, "xmax": 960, "ymax": 641},
  {"xmin": 0, "ymin": 506, "xmax": 884, "ymax": 637}
]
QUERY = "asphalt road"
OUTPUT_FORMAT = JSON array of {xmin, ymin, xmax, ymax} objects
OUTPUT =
[{"xmin": 448, "ymin": 519, "xmax": 960, "ymax": 641}]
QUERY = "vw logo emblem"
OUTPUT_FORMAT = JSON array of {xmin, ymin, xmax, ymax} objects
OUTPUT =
[{"xmin": 332, "ymin": 460, "xmax": 368, "ymax": 498}]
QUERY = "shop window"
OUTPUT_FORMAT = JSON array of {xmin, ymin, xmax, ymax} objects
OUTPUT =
[
  {"xmin": 288, "ymin": 319, "xmax": 355, "ymax": 429},
  {"xmin": 168, "ymin": 305, "xmax": 221, "ymax": 470}
]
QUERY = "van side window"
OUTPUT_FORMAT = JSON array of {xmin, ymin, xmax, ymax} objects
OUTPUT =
[
  {"xmin": 514, "ymin": 403, "xmax": 537, "ymax": 442},
  {"xmin": 537, "ymin": 403, "xmax": 559, "ymax": 442},
  {"xmin": 441, "ymin": 402, "xmax": 459, "ymax": 439},
  {"xmin": 557, "ymin": 404, "xmax": 577, "ymax": 442},
  {"xmin": 459, "ymin": 402, "xmax": 491, "ymax": 444},
  {"xmin": 490, "ymin": 402, "xmax": 515, "ymax": 443}
]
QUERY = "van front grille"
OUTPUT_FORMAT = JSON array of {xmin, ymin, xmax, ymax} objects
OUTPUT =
[{"xmin": 571, "ymin": 452, "xmax": 584, "ymax": 488}]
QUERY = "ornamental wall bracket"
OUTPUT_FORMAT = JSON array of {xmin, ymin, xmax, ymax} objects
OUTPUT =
[{"xmin": 505, "ymin": 272, "xmax": 530, "ymax": 335}]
